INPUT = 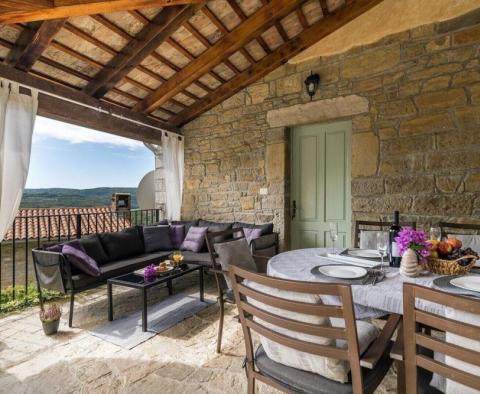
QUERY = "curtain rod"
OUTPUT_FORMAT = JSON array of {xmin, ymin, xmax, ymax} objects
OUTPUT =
[{"xmin": 1, "ymin": 77, "xmax": 183, "ymax": 140}]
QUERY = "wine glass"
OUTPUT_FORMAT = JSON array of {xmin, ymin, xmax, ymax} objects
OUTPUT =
[
  {"xmin": 376, "ymin": 232, "xmax": 388, "ymax": 273},
  {"xmin": 329, "ymin": 222, "xmax": 338, "ymax": 254},
  {"xmin": 430, "ymin": 226, "xmax": 441, "ymax": 241}
]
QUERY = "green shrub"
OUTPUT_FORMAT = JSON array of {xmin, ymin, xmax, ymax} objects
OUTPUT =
[{"xmin": 0, "ymin": 283, "xmax": 65, "ymax": 314}]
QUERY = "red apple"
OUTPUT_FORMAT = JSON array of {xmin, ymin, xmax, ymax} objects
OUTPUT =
[
  {"xmin": 446, "ymin": 238, "xmax": 462, "ymax": 250},
  {"xmin": 437, "ymin": 241, "xmax": 453, "ymax": 256}
]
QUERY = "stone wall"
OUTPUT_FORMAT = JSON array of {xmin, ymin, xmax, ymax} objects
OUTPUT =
[{"xmin": 181, "ymin": 10, "xmax": 480, "ymax": 248}]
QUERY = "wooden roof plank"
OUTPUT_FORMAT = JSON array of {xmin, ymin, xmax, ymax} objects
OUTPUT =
[
  {"xmin": 170, "ymin": 0, "xmax": 383, "ymax": 126},
  {"xmin": 136, "ymin": 0, "xmax": 303, "ymax": 113},
  {"xmin": 0, "ymin": 0, "xmax": 203, "ymax": 24},
  {"xmin": 83, "ymin": 4, "xmax": 202, "ymax": 97}
]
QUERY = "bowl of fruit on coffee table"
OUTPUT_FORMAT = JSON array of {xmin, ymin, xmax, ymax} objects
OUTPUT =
[{"xmin": 427, "ymin": 238, "xmax": 479, "ymax": 275}]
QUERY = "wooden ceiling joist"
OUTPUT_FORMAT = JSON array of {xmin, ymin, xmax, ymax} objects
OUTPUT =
[
  {"xmin": 135, "ymin": 0, "xmax": 303, "ymax": 114},
  {"xmin": 14, "ymin": 19, "xmax": 67, "ymax": 72},
  {"xmin": 83, "ymin": 4, "xmax": 203, "ymax": 97},
  {"xmin": 170, "ymin": 0, "xmax": 383, "ymax": 126},
  {"xmin": 0, "ymin": 0, "xmax": 204, "ymax": 24}
]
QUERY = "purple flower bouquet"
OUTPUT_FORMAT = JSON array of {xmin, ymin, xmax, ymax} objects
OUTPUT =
[
  {"xmin": 144, "ymin": 264, "xmax": 157, "ymax": 282},
  {"xmin": 395, "ymin": 227, "xmax": 431, "ymax": 263}
]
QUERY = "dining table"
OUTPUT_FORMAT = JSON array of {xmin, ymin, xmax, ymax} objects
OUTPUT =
[{"xmin": 267, "ymin": 248, "xmax": 470, "ymax": 320}]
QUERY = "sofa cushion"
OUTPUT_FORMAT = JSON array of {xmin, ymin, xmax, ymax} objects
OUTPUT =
[
  {"xmin": 99, "ymin": 227, "xmax": 144, "ymax": 261},
  {"xmin": 79, "ymin": 234, "xmax": 110, "ymax": 265},
  {"xmin": 179, "ymin": 251, "xmax": 213, "ymax": 267},
  {"xmin": 198, "ymin": 220, "xmax": 233, "ymax": 243},
  {"xmin": 171, "ymin": 220, "xmax": 198, "ymax": 235},
  {"xmin": 70, "ymin": 251, "xmax": 170, "ymax": 289},
  {"xmin": 243, "ymin": 227, "xmax": 263, "ymax": 244},
  {"xmin": 181, "ymin": 226, "xmax": 208, "ymax": 253},
  {"xmin": 142, "ymin": 225, "xmax": 173, "ymax": 253},
  {"xmin": 233, "ymin": 222, "xmax": 274, "ymax": 236},
  {"xmin": 169, "ymin": 225, "xmax": 185, "ymax": 249},
  {"xmin": 62, "ymin": 241, "xmax": 100, "ymax": 277}
]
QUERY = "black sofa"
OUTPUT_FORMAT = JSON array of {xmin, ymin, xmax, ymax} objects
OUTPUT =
[{"xmin": 32, "ymin": 219, "xmax": 279, "ymax": 327}]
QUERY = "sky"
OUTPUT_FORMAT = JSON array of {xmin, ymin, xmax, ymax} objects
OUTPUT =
[{"xmin": 25, "ymin": 116, "xmax": 154, "ymax": 189}]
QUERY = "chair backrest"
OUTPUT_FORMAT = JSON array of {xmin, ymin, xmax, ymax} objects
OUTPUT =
[
  {"xmin": 205, "ymin": 227, "xmax": 247, "ymax": 269},
  {"xmin": 229, "ymin": 265, "xmax": 365, "ymax": 390},
  {"xmin": 354, "ymin": 220, "xmax": 417, "ymax": 248},
  {"xmin": 439, "ymin": 222, "xmax": 480, "ymax": 239},
  {"xmin": 403, "ymin": 283, "xmax": 480, "ymax": 393}
]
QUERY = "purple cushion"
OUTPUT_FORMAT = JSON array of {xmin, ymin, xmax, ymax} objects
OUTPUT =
[
  {"xmin": 169, "ymin": 225, "xmax": 185, "ymax": 249},
  {"xmin": 180, "ymin": 226, "xmax": 208, "ymax": 253},
  {"xmin": 62, "ymin": 240, "xmax": 100, "ymax": 277},
  {"xmin": 243, "ymin": 228, "xmax": 263, "ymax": 244},
  {"xmin": 46, "ymin": 243, "xmax": 64, "ymax": 253}
]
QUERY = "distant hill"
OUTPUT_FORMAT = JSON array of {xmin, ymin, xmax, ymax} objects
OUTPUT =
[{"xmin": 20, "ymin": 188, "xmax": 138, "ymax": 209}]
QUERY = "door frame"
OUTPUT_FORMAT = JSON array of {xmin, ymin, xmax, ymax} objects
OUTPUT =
[{"xmin": 288, "ymin": 120, "xmax": 352, "ymax": 250}]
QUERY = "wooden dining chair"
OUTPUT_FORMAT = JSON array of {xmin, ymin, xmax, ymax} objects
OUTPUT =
[
  {"xmin": 403, "ymin": 283, "xmax": 480, "ymax": 393},
  {"xmin": 205, "ymin": 228, "xmax": 270, "ymax": 353},
  {"xmin": 439, "ymin": 221, "xmax": 480, "ymax": 239},
  {"xmin": 229, "ymin": 265, "xmax": 401, "ymax": 394},
  {"xmin": 354, "ymin": 220, "xmax": 417, "ymax": 248}
]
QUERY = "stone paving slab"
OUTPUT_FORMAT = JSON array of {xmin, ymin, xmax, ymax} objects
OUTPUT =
[{"xmin": 0, "ymin": 273, "xmax": 398, "ymax": 393}]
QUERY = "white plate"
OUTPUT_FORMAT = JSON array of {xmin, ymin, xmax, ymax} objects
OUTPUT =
[
  {"xmin": 450, "ymin": 276, "xmax": 480, "ymax": 293},
  {"xmin": 347, "ymin": 249, "xmax": 381, "ymax": 259},
  {"xmin": 317, "ymin": 265, "xmax": 368, "ymax": 279}
]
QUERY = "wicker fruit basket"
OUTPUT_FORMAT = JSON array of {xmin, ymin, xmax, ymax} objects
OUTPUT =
[{"xmin": 427, "ymin": 255, "xmax": 478, "ymax": 275}]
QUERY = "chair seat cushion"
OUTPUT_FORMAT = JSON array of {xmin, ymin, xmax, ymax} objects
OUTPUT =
[{"xmin": 255, "ymin": 344, "xmax": 392, "ymax": 394}]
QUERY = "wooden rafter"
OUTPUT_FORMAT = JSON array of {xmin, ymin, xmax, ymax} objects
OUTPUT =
[
  {"xmin": 225, "ymin": 0, "xmax": 271, "ymax": 54},
  {"xmin": 170, "ymin": 0, "xmax": 384, "ymax": 126},
  {"xmin": 135, "ymin": 0, "xmax": 303, "ymax": 114},
  {"xmin": 0, "ymin": 0, "xmax": 203, "ymax": 24},
  {"xmin": 296, "ymin": 7, "xmax": 309, "ymax": 29},
  {"xmin": 260, "ymin": 0, "xmax": 289, "ymax": 42},
  {"xmin": 13, "ymin": 19, "xmax": 67, "ymax": 72},
  {"xmin": 201, "ymin": 6, "xmax": 256, "ymax": 65},
  {"xmin": 83, "ymin": 4, "xmax": 202, "ymax": 97}
]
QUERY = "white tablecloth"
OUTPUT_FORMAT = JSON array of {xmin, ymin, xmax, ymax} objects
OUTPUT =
[{"xmin": 267, "ymin": 248, "xmax": 446, "ymax": 320}]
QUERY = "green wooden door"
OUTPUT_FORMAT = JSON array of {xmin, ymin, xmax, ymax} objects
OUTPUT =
[{"xmin": 290, "ymin": 120, "xmax": 351, "ymax": 249}]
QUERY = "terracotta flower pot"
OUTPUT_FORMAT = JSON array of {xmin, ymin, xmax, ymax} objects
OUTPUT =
[
  {"xmin": 42, "ymin": 319, "xmax": 60, "ymax": 335},
  {"xmin": 400, "ymin": 249, "xmax": 419, "ymax": 277}
]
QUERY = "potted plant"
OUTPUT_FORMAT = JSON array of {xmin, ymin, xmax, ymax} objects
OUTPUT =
[{"xmin": 39, "ymin": 304, "xmax": 62, "ymax": 335}]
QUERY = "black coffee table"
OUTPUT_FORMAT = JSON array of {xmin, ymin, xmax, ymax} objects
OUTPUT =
[{"xmin": 107, "ymin": 264, "xmax": 204, "ymax": 332}]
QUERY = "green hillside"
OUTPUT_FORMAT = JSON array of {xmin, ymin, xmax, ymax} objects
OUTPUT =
[{"xmin": 20, "ymin": 188, "xmax": 138, "ymax": 209}]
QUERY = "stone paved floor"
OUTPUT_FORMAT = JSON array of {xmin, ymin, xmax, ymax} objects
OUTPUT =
[{"xmin": 0, "ymin": 272, "xmax": 398, "ymax": 393}]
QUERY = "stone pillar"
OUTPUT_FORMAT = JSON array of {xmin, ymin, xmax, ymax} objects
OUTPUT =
[{"xmin": 144, "ymin": 143, "xmax": 166, "ymax": 218}]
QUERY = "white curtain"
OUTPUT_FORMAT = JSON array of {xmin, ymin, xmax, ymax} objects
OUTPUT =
[
  {"xmin": 162, "ymin": 132, "xmax": 184, "ymax": 221},
  {"xmin": 0, "ymin": 80, "xmax": 38, "ymax": 241}
]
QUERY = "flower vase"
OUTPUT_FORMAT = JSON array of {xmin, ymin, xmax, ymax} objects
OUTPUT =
[{"xmin": 400, "ymin": 249, "xmax": 419, "ymax": 277}]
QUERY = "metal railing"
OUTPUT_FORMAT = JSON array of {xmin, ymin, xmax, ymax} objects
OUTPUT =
[{"xmin": 0, "ymin": 208, "xmax": 163, "ymax": 308}]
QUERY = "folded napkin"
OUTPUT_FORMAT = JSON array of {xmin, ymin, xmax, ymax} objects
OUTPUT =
[{"xmin": 325, "ymin": 253, "xmax": 380, "ymax": 268}]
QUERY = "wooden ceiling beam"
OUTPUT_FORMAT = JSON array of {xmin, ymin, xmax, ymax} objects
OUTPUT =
[
  {"xmin": 201, "ymin": 5, "xmax": 255, "ymax": 65},
  {"xmin": 260, "ymin": 0, "xmax": 289, "ymax": 43},
  {"xmin": 0, "ymin": 63, "xmax": 178, "ymax": 142},
  {"xmin": 13, "ymin": 19, "xmax": 67, "ymax": 72},
  {"xmin": 83, "ymin": 4, "xmax": 202, "ymax": 97},
  {"xmin": 170, "ymin": 0, "xmax": 384, "ymax": 126},
  {"xmin": 0, "ymin": 0, "xmax": 203, "ymax": 24},
  {"xmin": 136, "ymin": 0, "xmax": 303, "ymax": 113},
  {"xmin": 226, "ymin": 0, "xmax": 271, "ymax": 54},
  {"xmin": 90, "ymin": 14, "xmax": 132, "ymax": 41},
  {"xmin": 296, "ymin": 7, "xmax": 309, "ymax": 29},
  {"xmin": 319, "ymin": 0, "xmax": 330, "ymax": 16},
  {"xmin": 3, "ymin": 21, "xmax": 41, "ymax": 66},
  {"xmin": 64, "ymin": 22, "xmax": 117, "ymax": 56}
]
